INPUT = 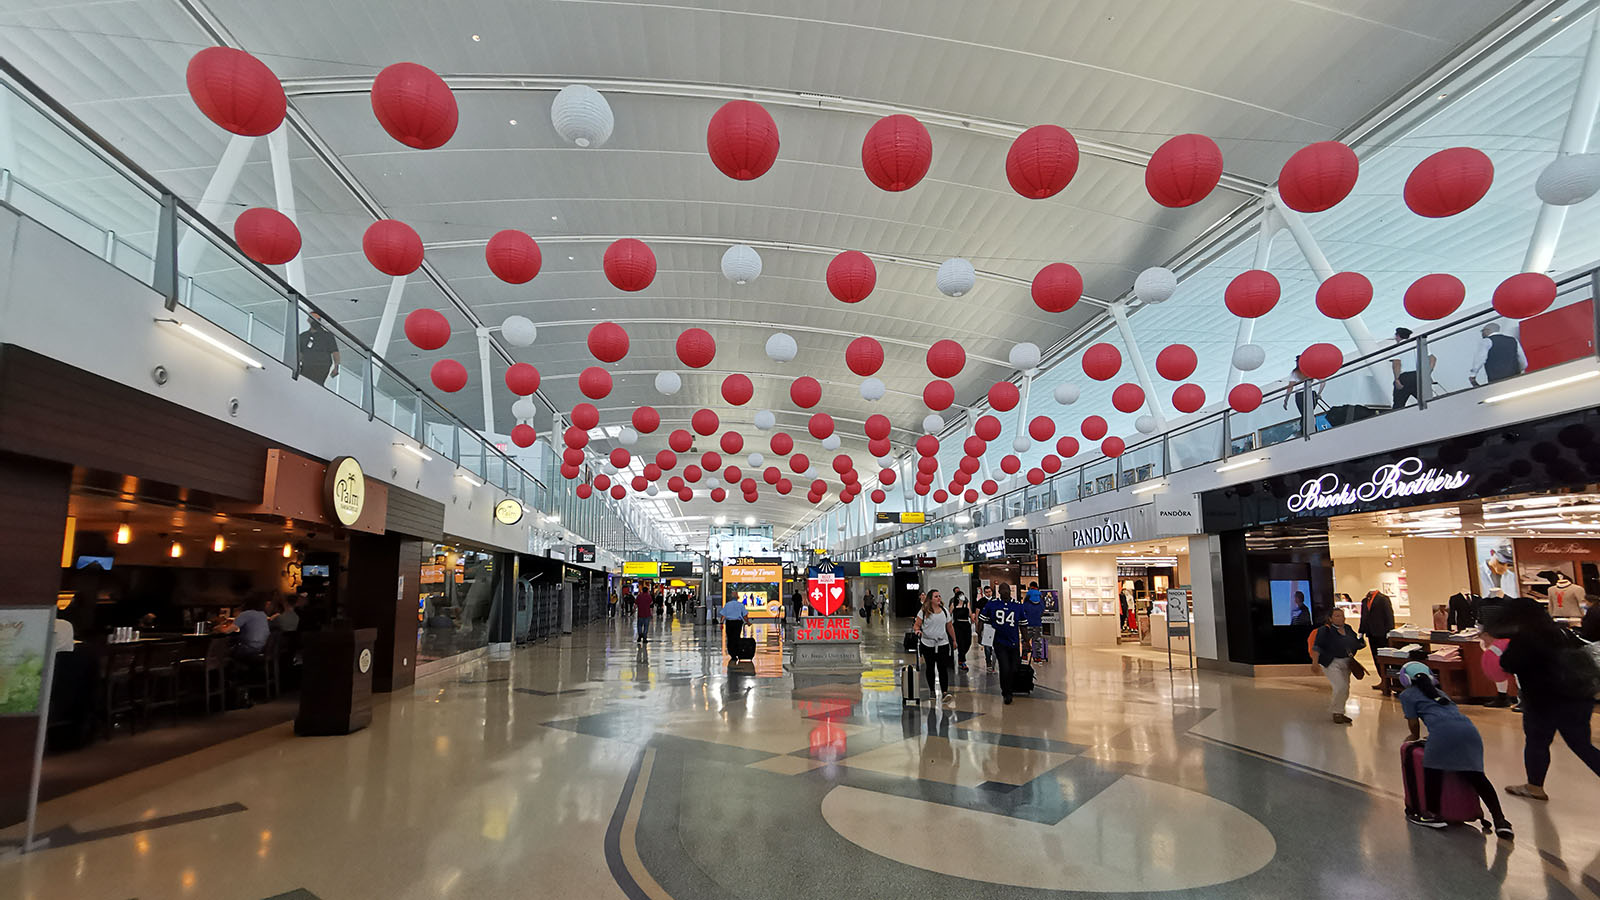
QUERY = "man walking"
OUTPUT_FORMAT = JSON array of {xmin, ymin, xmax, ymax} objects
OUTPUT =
[
  {"xmin": 720, "ymin": 594, "xmax": 747, "ymax": 657},
  {"xmin": 1390, "ymin": 327, "xmax": 1436, "ymax": 409},
  {"xmin": 982, "ymin": 585, "xmax": 1029, "ymax": 704},
  {"xmin": 1468, "ymin": 323, "xmax": 1527, "ymax": 386},
  {"xmin": 635, "ymin": 581, "xmax": 655, "ymax": 643}
]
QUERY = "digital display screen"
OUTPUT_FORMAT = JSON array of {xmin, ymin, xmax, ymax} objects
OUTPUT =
[
  {"xmin": 1270, "ymin": 579, "xmax": 1313, "ymax": 626},
  {"xmin": 74, "ymin": 555, "xmax": 113, "ymax": 571}
]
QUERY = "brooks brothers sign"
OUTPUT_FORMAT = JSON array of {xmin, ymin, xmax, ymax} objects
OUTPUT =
[{"xmin": 1285, "ymin": 456, "xmax": 1471, "ymax": 515}]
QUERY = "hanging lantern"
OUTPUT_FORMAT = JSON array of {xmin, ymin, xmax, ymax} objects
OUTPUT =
[
  {"xmin": 617, "ymin": 427, "xmax": 638, "ymax": 446},
  {"xmin": 485, "ymin": 230, "xmax": 541, "ymax": 284},
  {"xmin": 791, "ymin": 454, "xmax": 811, "ymax": 474},
  {"xmin": 1112, "ymin": 383, "xmax": 1146, "ymax": 413},
  {"xmin": 988, "ymin": 381, "xmax": 1020, "ymax": 412},
  {"xmin": 511, "ymin": 423, "xmax": 537, "ymax": 448},
  {"xmin": 655, "ymin": 371, "xmax": 683, "ymax": 395},
  {"xmin": 721, "ymin": 244, "xmax": 763, "ymax": 285},
  {"xmin": 1134, "ymin": 267, "xmax": 1178, "ymax": 305},
  {"xmin": 720, "ymin": 431, "xmax": 744, "ymax": 454},
  {"xmin": 960, "ymin": 456, "xmax": 981, "ymax": 475},
  {"xmin": 1535, "ymin": 152, "xmax": 1600, "ymax": 206},
  {"xmin": 963, "ymin": 436, "xmax": 987, "ymax": 457},
  {"xmin": 692, "ymin": 409, "xmax": 720, "ymax": 436},
  {"xmin": 576, "ymin": 483, "xmax": 594, "ymax": 500},
  {"xmin": 834, "ymin": 454, "xmax": 856, "ymax": 475},
  {"xmin": 593, "ymin": 473, "xmax": 611, "ymax": 490},
  {"xmin": 185, "ymin": 47, "xmax": 286, "ymax": 137},
  {"xmin": 1232, "ymin": 343, "xmax": 1266, "ymax": 372},
  {"xmin": 765, "ymin": 332, "xmax": 797, "ymax": 362},
  {"xmin": 964, "ymin": 489, "xmax": 979, "ymax": 503},
  {"xmin": 578, "ymin": 366, "xmax": 612, "ymax": 399},
  {"xmin": 564, "ymin": 427, "xmax": 589, "ymax": 449},
  {"xmin": 1054, "ymin": 384, "xmax": 1080, "ymax": 405},
  {"xmin": 932, "ymin": 489, "xmax": 948, "ymax": 503},
  {"xmin": 706, "ymin": 100, "xmax": 780, "ymax": 180},
  {"xmin": 722, "ymin": 374, "xmax": 754, "ymax": 406},
  {"xmin": 1025, "ymin": 468, "xmax": 1045, "ymax": 486},
  {"xmin": 879, "ymin": 468, "xmax": 897, "ymax": 487},
  {"xmin": 922, "ymin": 380, "xmax": 954, "ymax": 411},
  {"xmin": 1029, "ymin": 416, "xmax": 1056, "ymax": 441},
  {"xmin": 563, "ymin": 447, "xmax": 585, "ymax": 468},
  {"xmin": 702, "ymin": 451, "xmax": 722, "ymax": 471},
  {"xmin": 501, "ymin": 315, "xmax": 538, "ymax": 347},
  {"xmin": 505, "ymin": 363, "xmax": 541, "ymax": 396},
  {"xmin": 550, "ymin": 84, "xmax": 614, "ymax": 148},
  {"xmin": 609, "ymin": 448, "xmax": 631, "ymax": 469},
  {"xmin": 1155, "ymin": 344, "xmax": 1197, "ymax": 381},
  {"xmin": 562, "ymin": 465, "xmax": 581, "ymax": 481},
  {"xmin": 937, "ymin": 258, "xmax": 976, "ymax": 297},
  {"xmin": 370, "ymin": 62, "xmax": 458, "ymax": 150},
  {"xmin": 982, "ymin": 479, "xmax": 1000, "ymax": 496},
  {"xmin": 603, "ymin": 238, "xmax": 656, "ymax": 292},
  {"xmin": 675, "ymin": 327, "xmax": 716, "ymax": 368},
  {"xmin": 1298, "ymin": 343, "xmax": 1343, "ymax": 379},
  {"xmin": 1492, "ymin": 272, "xmax": 1557, "ymax": 319},
  {"xmin": 926, "ymin": 339, "xmax": 966, "ymax": 378},
  {"xmin": 1101, "ymin": 437, "xmax": 1126, "ymax": 458},
  {"xmin": 1135, "ymin": 415, "xmax": 1157, "ymax": 434},
  {"xmin": 1081, "ymin": 416, "xmax": 1107, "ymax": 441},
  {"xmin": 821, "ymin": 434, "xmax": 841, "ymax": 451},
  {"xmin": 586, "ymin": 322, "xmax": 630, "ymax": 363},
  {"xmin": 1081, "ymin": 342, "xmax": 1121, "ymax": 381},
  {"xmin": 571, "ymin": 403, "xmax": 599, "ymax": 430},
  {"xmin": 1405, "ymin": 147, "xmax": 1494, "ymax": 218},
  {"xmin": 974, "ymin": 415, "xmax": 1002, "ymax": 441},
  {"xmin": 632, "ymin": 406, "xmax": 660, "ymax": 434},
  {"xmin": 916, "ymin": 435, "xmax": 940, "ymax": 457},
  {"xmin": 1225, "ymin": 270, "xmax": 1280, "ymax": 318},
  {"xmin": 790, "ymin": 376, "xmax": 823, "ymax": 409},
  {"xmin": 430, "ymin": 359, "xmax": 468, "ymax": 393},
  {"xmin": 861, "ymin": 114, "xmax": 933, "ymax": 191},
  {"xmin": 865, "ymin": 414, "xmax": 892, "ymax": 440},
  {"xmin": 512, "ymin": 397, "xmax": 538, "ymax": 420},
  {"xmin": 753, "ymin": 409, "xmax": 776, "ymax": 430},
  {"xmin": 846, "ymin": 336, "xmax": 885, "ymax": 376},
  {"xmin": 1006, "ymin": 124, "xmax": 1079, "ymax": 199},
  {"xmin": 809, "ymin": 413, "xmax": 835, "ymax": 440},
  {"xmin": 233, "ymin": 208, "xmax": 301, "ymax": 266},
  {"xmin": 1277, "ymin": 141, "xmax": 1359, "ymax": 213},
  {"xmin": 1315, "ymin": 272, "xmax": 1373, "ymax": 320},
  {"xmin": 709, "ymin": 487, "xmax": 726, "ymax": 502},
  {"xmin": 860, "ymin": 378, "xmax": 886, "ymax": 401},
  {"xmin": 683, "ymin": 465, "xmax": 703, "ymax": 483},
  {"xmin": 1228, "ymin": 384, "xmax": 1263, "ymax": 414},
  {"xmin": 1032, "ymin": 262, "xmax": 1084, "ymax": 313},
  {"xmin": 1056, "ymin": 436, "xmax": 1080, "ymax": 457},
  {"xmin": 1172, "ymin": 384, "xmax": 1206, "ymax": 413},
  {"xmin": 827, "ymin": 251, "xmax": 877, "ymax": 303},
  {"xmin": 403, "ymin": 308, "xmax": 450, "ymax": 350},
  {"xmin": 363, "ymin": 219, "xmax": 424, "ymax": 276},
  {"xmin": 668, "ymin": 429, "xmax": 693, "ymax": 453},
  {"xmin": 1009, "ymin": 342, "xmax": 1041, "ymax": 371},
  {"xmin": 1145, "ymin": 133, "xmax": 1223, "ymax": 208},
  {"xmin": 1042, "ymin": 455, "xmax": 1063, "ymax": 474},
  {"xmin": 1403, "ymin": 273, "xmax": 1465, "ymax": 320}
]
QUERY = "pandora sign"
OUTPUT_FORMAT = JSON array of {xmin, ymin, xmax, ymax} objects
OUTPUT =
[{"xmin": 1286, "ymin": 456, "xmax": 1471, "ymax": 514}]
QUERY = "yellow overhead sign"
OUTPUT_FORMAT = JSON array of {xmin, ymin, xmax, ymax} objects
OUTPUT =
[
  {"xmin": 900, "ymin": 512, "xmax": 926, "ymax": 524},
  {"xmin": 622, "ymin": 562, "xmax": 660, "ymax": 577},
  {"xmin": 859, "ymin": 561, "xmax": 892, "ymax": 576}
]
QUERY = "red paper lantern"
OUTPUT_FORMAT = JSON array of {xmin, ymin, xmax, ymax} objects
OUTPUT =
[
  {"xmin": 609, "ymin": 448, "xmax": 631, "ymax": 469},
  {"xmin": 791, "ymin": 454, "xmax": 811, "ymax": 474},
  {"xmin": 724, "ymin": 466, "xmax": 743, "ymax": 484},
  {"xmin": 791, "ymin": 376, "xmax": 823, "ymax": 409},
  {"xmin": 431, "ymin": 359, "xmax": 467, "ymax": 393},
  {"xmin": 363, "ymin": 219, "xmax": 424, "ymax": 276},
  {"xmin": 771, "ymin": 432, "xmax": 795, "ymax": 455},
  {"xmin": 676, "ymin": 328, "xmax": 716, "ymax": 368},
  {"xmin": 917, "ymin": 456, "xmax": 939, "ymax": 474},
  {"xmin": 1316, "ymin": 272, "xmax": 1373, "ymax": 320},
  {"xmin": 571, "ymin": 403, "xmax": 599, "ymax": 430},
  {"xmin": 827, "ymin": 251, "xmax": 877, "ymax": 303},
  {"xmin": 1006, "ymin": 125, "xmax": 1078, "ymax": 199},
  {"xmin": 923, "ymin": 380, "xmax": 955, "ymax": 411},
  {"xmin": 1029, "ymin": 416, "xmax": 1056, "ymax": 442},
  {"xmin": 776, "ymin": 479, "xmax": 793, "ymax": 495},
  {"xmin": 722, "ymin": 374, "xmax": 754, "ymax": 406},
  {"xmin": 562, "ymin": 465, "xmax": 581, "ymax": 481},
  {"xmin": 706, "ymin": 100, "xmax": 780, "ymax": 181},
  {"xmin": 692, "ymin": 409, "xmax": 720, "ymax": 436},
  {"xmin": 702, "ymin": 451, "xmax": 723, "ymax": 471},
  {"xmin": 880, "ymin": 468, "xmax": 897, "ymax": 486},
  {"xmin": 868, "ymin": 438, "xmax": 891, "ymax": 457},
  {"xmin": 1082, "ymin": 343, "xmax": 1121, "ymax": 381},
  {"xmin": 1155, "ymin": 345, "xmax": 1197, "ymax": 381},
  {"xmin": 1228, "ymin": 383, "xmax": 1263, "ymax": 413},
  {"xmin": 1112, "ymin": 382, "xmax": 1146, "ymax": 413},
  {"xmin": 593, "ymin": 474, "xmax": 611, "ymax": 490},
  {"xmin": 981, "ymin": 479, "xmax": 999, "ymax": 496},
  {"xmin": 678, "ymin": 488, "xmax": 693, "ymax": 502},
  {"xmin": 1492, "ymin": 272, "xmax": 1557, "ymax": 319},
  {"xmin": 1405, "ymin": 147, "xmax": 1494, "ymax": 218},
  {"xmin": 710, "ymin": 487, "xmax": 727, "ymax": 502},
  {"xmin": 933, "ymin": 489, "xmax": 949, "ymax": 503},
  {"xmin": 632, "ymin": 407, "xmax": 660, "ymax": 434},
  {"xmin": 511, "ymin": 423, "xmax": 537, "ymax": 448},
  {"xmin": 964, "ymin": 489, "xmax": 979, "ymax": 503},
  {"xmin": 603, "ymin": 239, "xmax": 657, "ymax": 292},
  {"xmin": 927, "ymin": 340, "xmax": 966, "ymax": 378},
  {"xmin": 576, "ymin": 483, "xmax": 593, "ymax": 500},
  {"xmin": 1000, "ymin": 454, "xmax": 1021, "ymax": 474},
  {"xmin": 720, "ymin": 431, "xmax": 744, "ymax": 454},
  {"xmin": 611, "ymin": 484, "xmax": 627, "ymax": 500},
  {"xmin": 485, "ymin": 230, "xmax": 541, "ymax": 284},
  {"xmin": 846, "ymin": 337, "xmax": 885, "ymax": 377},
  {"xmin": 1056, "ymin": 436, "xmax": 1079, "ymax": 457},
  {"xmin": 1278, "ymin": 141, "xmax": 1359, "ymax": 213},
  {"xmin": 959, "ymin": 456, "xmax": 980, "ymax": 475},
  {"xmin": 669, "ymin": 429, "xmax": 693, "ymax": 452},
  {"xmin": 867, "ymin": 488, "xmax": 885, "ymax": 504},
  {"xmin": 865, "ymin": 414, "xmax": 892, "ymax": 441},
  {"xmin": 587, "ymin": 322, "xmax": 629, "ymax": 363},
  {"xmin": 835, "ymin": 454, "xmax": 857, "ymax": 475},
  {"xmin": 1081, "ymin": 416, "xmax": 1107, "ymax": 441},
  {"xmin": 1146, "ymin": 133, "xmax": 1223, "ymax": 208},
  {"xmin": 233, "ymin": 208, "xmax": 300, "ymax": 265},
  {"xmin": 988, "ymin": 382, "xmax": 1020, "ymax": 412},
  {"xmin": 1403, "ymin": 274, "xmax": 1465, "ymax": 320},
  {"xmin": 1026, "ymin": 468, "xmax": 1045, "ymax": 486},
  {"xmin": 371, "ymin": 62, "xmax": 457, "ymax": 149},
  {"xmin": 1101, "ymin": 437, "xmax": 1126, "ymax": 458},
  {"xmin": 953, "ymin": 469, "xmax": 971, "ymax": 485},
  {"xmin": 1226, "ymin": 270, "xmax": 1280, "ymax": 318},
  {"xmin": 963, "ymin": 436, "xmax": 987, "ymax": 457},
  {"xmin": 1032, "ymin": 263, "xmax": 1084, "ymax": 313},
  {"xmin": 403, "ymin": 308, "xmax": 450, "ymax": 350},
  {"xmin": 764, "ymin": 466, "xmax": 782, "ymax": 485},
  {"xmin": 839, "ymin": 490, "xmax": 856, "ymax": 504},
  {"xmin": 809, "ymin": 413, "xmax": 835, "ymax": 440},
  {"xmin": 916, "ymin": 435, "xmax": 940, "ymax": 457},
  {"xmin": 1041, "ymin": 454, "xmax": 1062, "ymax": 474},
  {"xmin": 505, "ymin": 362, "xmax": 541, "ymax": 396},
  {"xmin": 564, "ymin": 427, "xmax": 589, "ymax": 449},
  {"xmin": 975, "ymin": 414, "xmax": 1003, "ymax": 441},
  {"xmin": 656, "ymin": 449, "xmax": 678, "ymax": 471},
  {"xmin": 579, "ymin": 366, "xmax": 612, "ymax": 400},
  {"xmin": 683, "ymin": 465, "xmax": 702, "ymax": 483},
  {"xmin": 1298, "ymin": 343, "xmax": 1343, "ymax": 379},
  {"xmin": 644, "ymin": 464, "xmax": 663, "ymax": 483},
  {"xmin": 861, "ymin": 114, "xmax": 933, "ymax": 192},
  {"xmin": 1172, "ymin": 384, "xmax": 1206, "ymax": 413},
  {"xmin": 185, "ymin": 48, "xmax": 286, "ymax": 137}
]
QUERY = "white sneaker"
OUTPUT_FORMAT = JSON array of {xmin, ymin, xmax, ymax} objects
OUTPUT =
[{"xmin": 941, "ymin": 693, "xmax": 956, "ymax": 707}]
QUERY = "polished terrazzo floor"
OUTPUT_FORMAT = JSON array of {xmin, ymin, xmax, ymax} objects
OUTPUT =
[{"xmin": 3, "ymin": 613, "xmax": 1599, "ymax": 900}]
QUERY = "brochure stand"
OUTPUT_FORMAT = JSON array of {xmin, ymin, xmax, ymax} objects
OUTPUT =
[
  {"xmin": 1, "ymin": 606, "xmax": 59, "ymax": 855},
  {"xmin": 1164, "ymin": 587, "xmax": 1195, "ymax": 672}
]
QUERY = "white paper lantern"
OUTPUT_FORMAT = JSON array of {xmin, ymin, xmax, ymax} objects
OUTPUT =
[
  {"xmin": 550, "ymin": 85, "xmax": 614, "ymax": 148},
  {"xmin": 1536, "ymin": 153, "xmax": 1600, "ymax": 206},
  {"xmin": 706, "ymin": 477, "xmax": 722, "ymax": 490},
  {"xmin": 1008, "ymin": 342, "xmax": 1041, "ymax": 371},
  {"xmin": 501, "ymin": 315, "xmax": 538, "ymax": 347},
  {"xmin": 860, "ymin": 377, "xmax": 886, "ymax": 401},
  {"xmin": 1134, "ymin": 267, "xmax": 1178, "ymax": 305},
  {"xmin": 753, "ymin": 409, "xmax": 776, "ymax": 430},
  {"xmin": 655, "ymin": 370, "xmax": 682, "ymax": 395},
  {"xmin": 1232, "ymin": 343, "xmax": 1266, "ymax": 372},
  {"xmin": 875, "ymin": 456, "xmax": 894, "ymax": 470},
  {"xmin": 922, "ymin": 414, "xmax": 945, "ymax": 434},
  {"xmin": 821, "ymin": 435, "xmax": 841, "ymax": 451},
  {"xmin": 765, "ymin": 332, "xmax": 798, "ymax": 363},
  {"xmin": 1012, "ymin": 435, "xmax": 1032, "ymax": 453},
  {"xmin": 645, "ymin": 483, "xmax": 660, "ymax": 497},
  {"xmin": 511, "ymin": 396, "xmax": 538, "ymax": 419},
  {"xmin": 747, "ymin": 453, "xmax": 764, "ymax": 468},
  {"xmin": 936, "ymin": 258, "xmax": 976, "ymax": 297},
  {"xmin": 618, "ymin": 427, "xmax": 639, "ymax": 446},
  {"xmin": 1135, "ymin": 415, "xmax": 1157, "ymax": 434},
  {"xmin": 1054, "ymin": 384, "xmax": 1080, "ymax": 405},
  {"xmin": 721, "ymin": 244, "xmax": 762, "ymax": 285}
]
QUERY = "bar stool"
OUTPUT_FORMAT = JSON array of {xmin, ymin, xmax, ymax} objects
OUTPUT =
[
  {"xmin": 179, "ymin": 636, "xmax": 228, "ymax": 715},
  {"xmin": 139, "ymin": 641, "xmax": 185, "ymax": 728}
]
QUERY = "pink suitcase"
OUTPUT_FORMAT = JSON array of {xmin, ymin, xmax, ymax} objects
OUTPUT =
[{"xmin": 1400, "ymin": 740, "xmax": 1490, "ymax": 831}]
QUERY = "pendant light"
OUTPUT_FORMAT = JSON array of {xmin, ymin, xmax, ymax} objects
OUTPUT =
[
  {"xmin": 116, "ymin": 515, "xmax": 132, "ymax": 545},
  {"xmin": 169, "ymin": 540, "xmax": 183, "ymax": 559},
  {"xmin": 213, "ymin": 533, "xmax": 226, "ymax": 552}
]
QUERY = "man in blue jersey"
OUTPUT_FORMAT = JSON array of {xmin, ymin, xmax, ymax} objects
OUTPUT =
[{"xmin": 981, "ymin": 584, "xmax": 1030, "ymax": 704}]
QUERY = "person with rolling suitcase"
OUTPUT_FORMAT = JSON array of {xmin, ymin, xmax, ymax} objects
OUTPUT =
[
  {"xmin": 1397, "ymin": 662, "xmax": 1513, "ymax": 839},
  {"xmin": 982, "ymin": 584, "xmax": 1030, "ymax": 704},
  {"xmin": 720, "ymin": 595, "xmax": 748, "ymax": 660}
]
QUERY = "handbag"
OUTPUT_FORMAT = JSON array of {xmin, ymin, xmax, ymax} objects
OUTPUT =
[
  {"xmin": 1349, "ymin": 657, "xmax": 1368, "ymax": 680},
  {"xmin": 903, "ymin": 630, "xmax": 918, "ymax": 653}
]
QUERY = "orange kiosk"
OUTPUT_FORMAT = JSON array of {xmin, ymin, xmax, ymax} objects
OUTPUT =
[{"xmin": 723, "ymin": 556, "xmax": 784, "ymax": 619}]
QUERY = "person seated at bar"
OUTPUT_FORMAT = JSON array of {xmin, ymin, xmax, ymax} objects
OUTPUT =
[
  {"xmin": 269, "ymin": 595, "xmax": 300, "ymax": 632},
  {"xmin": 221, "ymin": 595, "xmax": 270, "ymax": 662}
]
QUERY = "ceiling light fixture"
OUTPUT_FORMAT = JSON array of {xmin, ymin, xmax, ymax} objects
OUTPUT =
[
  {"xmin": 457, "ymin": 472, "xmax": 484, "ymax": 487},
  {"xmin": 116, "ymin": 516, "xmax": 132, "ymax": 545},
  {"xmin": 156, "ymin": 318, "xmax": 264, "ymax": 369},
  {"xmin": 1131, "ymin": 481, "xmax": 1166, "ymax": 495},
  {"xmin": 471, "ymin": 34, "xmax": 481, "ymax": 41},
  {"xmin": 169, "ymin": 540, "xmax": 183, "ymax": 558},
  {"xmin": 212, "ymin": 533, "xmax": 226, "ymax": 552},
  {"xmin": 283, "ymin": 542, "xmax": 294, "ymax": 558},
  {"xmin": 395, "ymin": 442, "xmax": 434, "ymax": 462},
  {"xmin": 1482, "ymin": 370, "xmax": 1599, "ymax": 404},
  {"xmin": 1216, "ymin": 457, "xmax": 1269, "ymax": 473}
]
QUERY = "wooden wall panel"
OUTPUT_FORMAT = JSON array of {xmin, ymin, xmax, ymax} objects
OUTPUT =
[
  {"xmin": 385, "ymin": 486, "xmax": 445, "ymax": 541},
  {"xmin": 345, "ymin": 533, "xmax": 419, "ymax": 693}
]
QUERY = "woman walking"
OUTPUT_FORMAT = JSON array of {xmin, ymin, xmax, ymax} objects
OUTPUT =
[
  {"xmin": 1484, "ymin": 599, "xmax": 1600, "ymax": 801},
  {"xmin": 1398, "ymin": 661, "xmax": 1513, "ymax": 838},
  {"xmin": 950, "ymin": 589, "xmax": 973, "ymax": 672},
  {"xmin": 1311, "ymin": 609, "xmax": 1363, "ymax": 725},
  {"xmin": 915, "ymin": 589, "xmax": 958, "ymax": 708}
]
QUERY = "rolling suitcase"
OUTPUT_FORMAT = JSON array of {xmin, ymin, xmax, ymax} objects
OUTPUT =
[
  {"xmin": 901, "ymin": 664, "xmax": 921, "ymax": 706},
  {"xmin": 730, "ymin": 636, "xmax": 757, "ymax": 661},
  {"xmin": 1013, "ymin": 663, "xmax": 1035, "ymax": 694},
  {"xmin": 1400, "ymin": 740, "xmax": 1489, "ymax": 831}
]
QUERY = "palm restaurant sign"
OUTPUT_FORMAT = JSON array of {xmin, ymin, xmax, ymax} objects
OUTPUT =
[{"xmin": 1286, "ymin": 456, "xmax": 1471, "ymax": 515}]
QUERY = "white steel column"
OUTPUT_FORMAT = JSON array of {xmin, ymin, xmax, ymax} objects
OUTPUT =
[
  {"xmin": 176, "ymin": 134, "xmax": 255, "ymax": 271},
  {"xmin": 1109, "ymin": 300, "xmax": 1168, "ymax": 431},
  {"xmin": 1227, "ymin": 200, "xmax": 1281, "ymax": 391},
  {"xmin": 1525, "ymin": 14, "xmax": 1600, "ymax": 274},
  {"xmin": 370, "ymin": 275, "xmax": 409, "ymax": 360},
  {"xmin": 266, "ymin": 127, "xmax": 306, "ymax": 292},
  {"xmin": 476, "ymin": 327, "xmax": 497, "ymax": 435},
  {"xmin": 0, "ymin": 88, "xmax": 16, "ymax": 176},
  {"xmin": 1275, "ymin": 201, "xmax": 1389, "ymax": 405}
]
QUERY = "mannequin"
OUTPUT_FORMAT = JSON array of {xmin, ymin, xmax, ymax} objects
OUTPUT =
[
  {"xmin": 1548, "ymin": 573, "xmax": 1587, "ymax": 620},
  {"xmin": 1447, "ymin": 588, "xmax": 1482, "ymax": 631}
]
